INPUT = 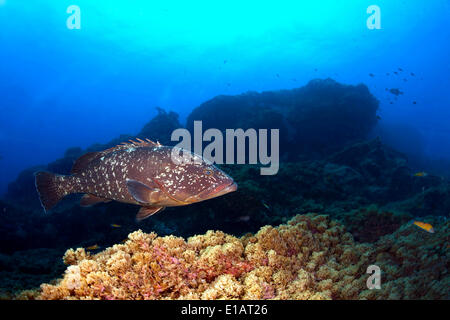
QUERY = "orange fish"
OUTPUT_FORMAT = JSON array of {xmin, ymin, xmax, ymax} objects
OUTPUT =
[
  {"xmin": 413, "ymin": 172, "xmax": 428, "ymax": 177},
  {"xmin": 412, "ymin": 221, "xmax": 434, "ymax": 233},
  {"xmin": 86, "ymin": 244, "xmax": 100, "ymax": 250}
]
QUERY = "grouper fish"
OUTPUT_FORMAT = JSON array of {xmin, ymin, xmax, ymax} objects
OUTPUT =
[{"xmin": 35, "ymin": 138, "xmax": 237, "ymax": 220}]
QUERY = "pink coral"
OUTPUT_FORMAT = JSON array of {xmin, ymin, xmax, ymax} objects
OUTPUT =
[{"xmin": 17, "ymin": 214, "xmax": 449, "ymax": 300}]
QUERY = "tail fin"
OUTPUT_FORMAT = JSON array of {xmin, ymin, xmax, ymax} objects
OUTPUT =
[{"xmin": 35, "ymin": 171, "xmax": 71, "ymax": 212}]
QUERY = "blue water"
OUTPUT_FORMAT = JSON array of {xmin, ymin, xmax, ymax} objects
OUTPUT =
[{"xmin": 0, "ymin": 0, "xmax": 449, "ymax": 195}]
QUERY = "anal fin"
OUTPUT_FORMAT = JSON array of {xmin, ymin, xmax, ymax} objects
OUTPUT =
[
  {"xmin": 136, "ymin": 206, "xmax": 165, "ymax": 221},
  {"xmin": 80, "ymin": 194, "xmax": 112, "ymax": 207}
]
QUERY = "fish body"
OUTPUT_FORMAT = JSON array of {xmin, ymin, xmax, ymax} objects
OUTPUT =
[
  {"xmin": 414, "ymin": 171, "xmax": 428, "ymax": 177},
  {"xmin": 86, "ymin": 244, "xmax": 100, "ymax": 250},
  {"xmin": 261, "ymin": 201, "xmax": 271, "ymax": 210},
  {"xmin": 236, "ymin": 215, "xmax": 251, "ymax": 222},
  {"xmin": 389, "ymin": 88, "xmax": 403, "ymax": 96},
  {"xmin": 35, "ymin": 139, "xmax": 237, "ymax": 220},
  {"xmin": 110, "ymin": 224, "xmax": 121, "ymax": 228},
  {"xmin": 412, "ymin": 221, "xmax": 434, "ymax": 233}
]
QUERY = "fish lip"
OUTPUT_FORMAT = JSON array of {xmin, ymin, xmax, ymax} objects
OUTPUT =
[
  {"xmin": 223, "ymin": 182, "xmax": 238, "ymax": 193},
  {"xmin": 187, "ymin": 181, "xmax": 238, "ymax": 203},
  {"xmin": 211, "ymin": 181, "xmax": 238, "ymax": 196}
]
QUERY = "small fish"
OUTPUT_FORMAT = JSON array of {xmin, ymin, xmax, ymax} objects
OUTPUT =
[
  {"xmin": 376, "ymin": 115, "xmax": 381, "ymax": 120},
  {"xmin": 410, "ymin": 72, "xmax": 415, "ymax": 76},
  {"xmin": 414, "ymin": 171, "xmax": 428, "ymax": 177},
  {"xmin": 261, "ymin": 201, "xmax": 271, "ymax": 210},
  {"xmin": 386, "ymin": 73, "xmax": 390, "ymax": 76},
  {"xmin": 369, "ymin": 73, "xmax": 375, "ymax": 77},
  {"xmin": 412, "ymin": 101, "xmax": 417, "ymax": 104},
  {"xmin": 276, "ymin": 73, "xmax": 280, "ymax": 78},
  {"xmin": 236, "ymin": 215, "xmax": 251, "ymax": 222},
  {"xmin": 412, "ymin": 221, "xmax": 434, "ymax": 233},
  {"xmin": 314, "ymin": 68, "xmax": 318, "ymax": 72},
  {"xmin": 398, "ymin": 67, "xmax": 403, "ymax": 72},
  {"xmin": 389, "ymin": 88, "xmax": 403, "ymax": 96},
  {"xmin": 403, "ymin": 78, "xmax": 408, "ymax": 82},
  {"xmin": 223, "ymin": 60, "xmax": 227, "ymax": 64},
  {"xmin": 394, "ymin": 71, "xmax": 398, "ymax": 75},
  {"xmin": 86, "ymin": 244, "xmax": 100, "ymax": 250},
  {"xmin": 120, "ymin": 239, "xmax": 128, "ymax": 244},
  {"xmin": 110, "ymin": 224, "xmax": 121, "ymax": 228},
  {"xmin": 35, "ymin": 139, "xmax": 237, "ymax": 221}
]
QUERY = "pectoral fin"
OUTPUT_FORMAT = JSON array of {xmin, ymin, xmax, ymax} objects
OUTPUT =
[
  {"xmin": 126, "ymin": 179, "xmax": 162, "ymax": 204},
  {"xmin": 136, "ymin": 206, "xmax": 165, "ymax": 221},
  {"xmin": 80, "ymin": 194, "xmax": 112, "ymax": 207}
]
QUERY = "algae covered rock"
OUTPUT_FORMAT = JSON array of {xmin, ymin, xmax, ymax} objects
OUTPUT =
[{"xmin": 187, "ymin": 78, "xmax": 379, "ymax": 159}]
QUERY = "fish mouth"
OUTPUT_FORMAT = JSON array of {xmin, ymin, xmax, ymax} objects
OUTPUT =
[
  {"xmin": 212, "ymin": 181, "xmax": 238, "ymax": 197},
  {"xmin": 186, "ymin": 181, "xmax": 238, "ymax": 203}
]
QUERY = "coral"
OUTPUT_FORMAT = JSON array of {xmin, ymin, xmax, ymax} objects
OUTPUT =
[{"xmin": 19, "ymin": 213, "xmax": 449, "ymax": 300}]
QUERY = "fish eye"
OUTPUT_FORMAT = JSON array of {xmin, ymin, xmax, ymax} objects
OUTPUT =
[{"xmin": 204, "ymin": 169, "xmax": 213, "ymax": 176}]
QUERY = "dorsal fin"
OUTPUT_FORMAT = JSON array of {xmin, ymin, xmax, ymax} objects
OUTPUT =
[
  {"xmin": 120, "ymin": 138, "xmax": 162, "ymax": 148},
  {"xmin": 71, "ymin": 138, "xmax": 162, "ymax": 174},
  {"xmin": 71, "ymin": 152, "xmax": 102, "ymax": 174}
]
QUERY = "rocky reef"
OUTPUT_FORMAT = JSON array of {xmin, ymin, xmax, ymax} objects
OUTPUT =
[
  {"xmin": 1, "ymin": 79, "xmax": 449, "ymax": 298},
  {"xmin": 15, "ymin": 213, "xmax": 449, "ymax": 300},
  {"xmin": 187, "ymin": 78, "xmax": 379, "ymax": 159}
]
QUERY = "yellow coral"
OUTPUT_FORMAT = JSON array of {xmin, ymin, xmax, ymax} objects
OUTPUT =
[{"xmin": 19, "ymin": 214, "xmax": 449, "ymax": 300}]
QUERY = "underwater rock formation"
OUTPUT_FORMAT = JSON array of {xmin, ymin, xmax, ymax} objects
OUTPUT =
[
  {"xmin": 137, "ymin": 107, "xmax": 181, "ymax": 146},
  {"xmin": 186, "ymin": 78, "xmax": 379, "ymax": 159},
  {"xmin": 1, "ymin": 91, "xmax": 449, "ymax": 297},
  {"xmin": 0, "ymin": 247, "xmax": 66, "ymax": 298},
  {"xmin": 17, "ymin": 213, "xmax": 449, "ymax": 300}
]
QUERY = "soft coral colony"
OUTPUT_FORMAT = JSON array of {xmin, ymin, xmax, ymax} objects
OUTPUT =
[{"xmin": 19, "ymin": 214, "xmax": 449, "ymax": 300}]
